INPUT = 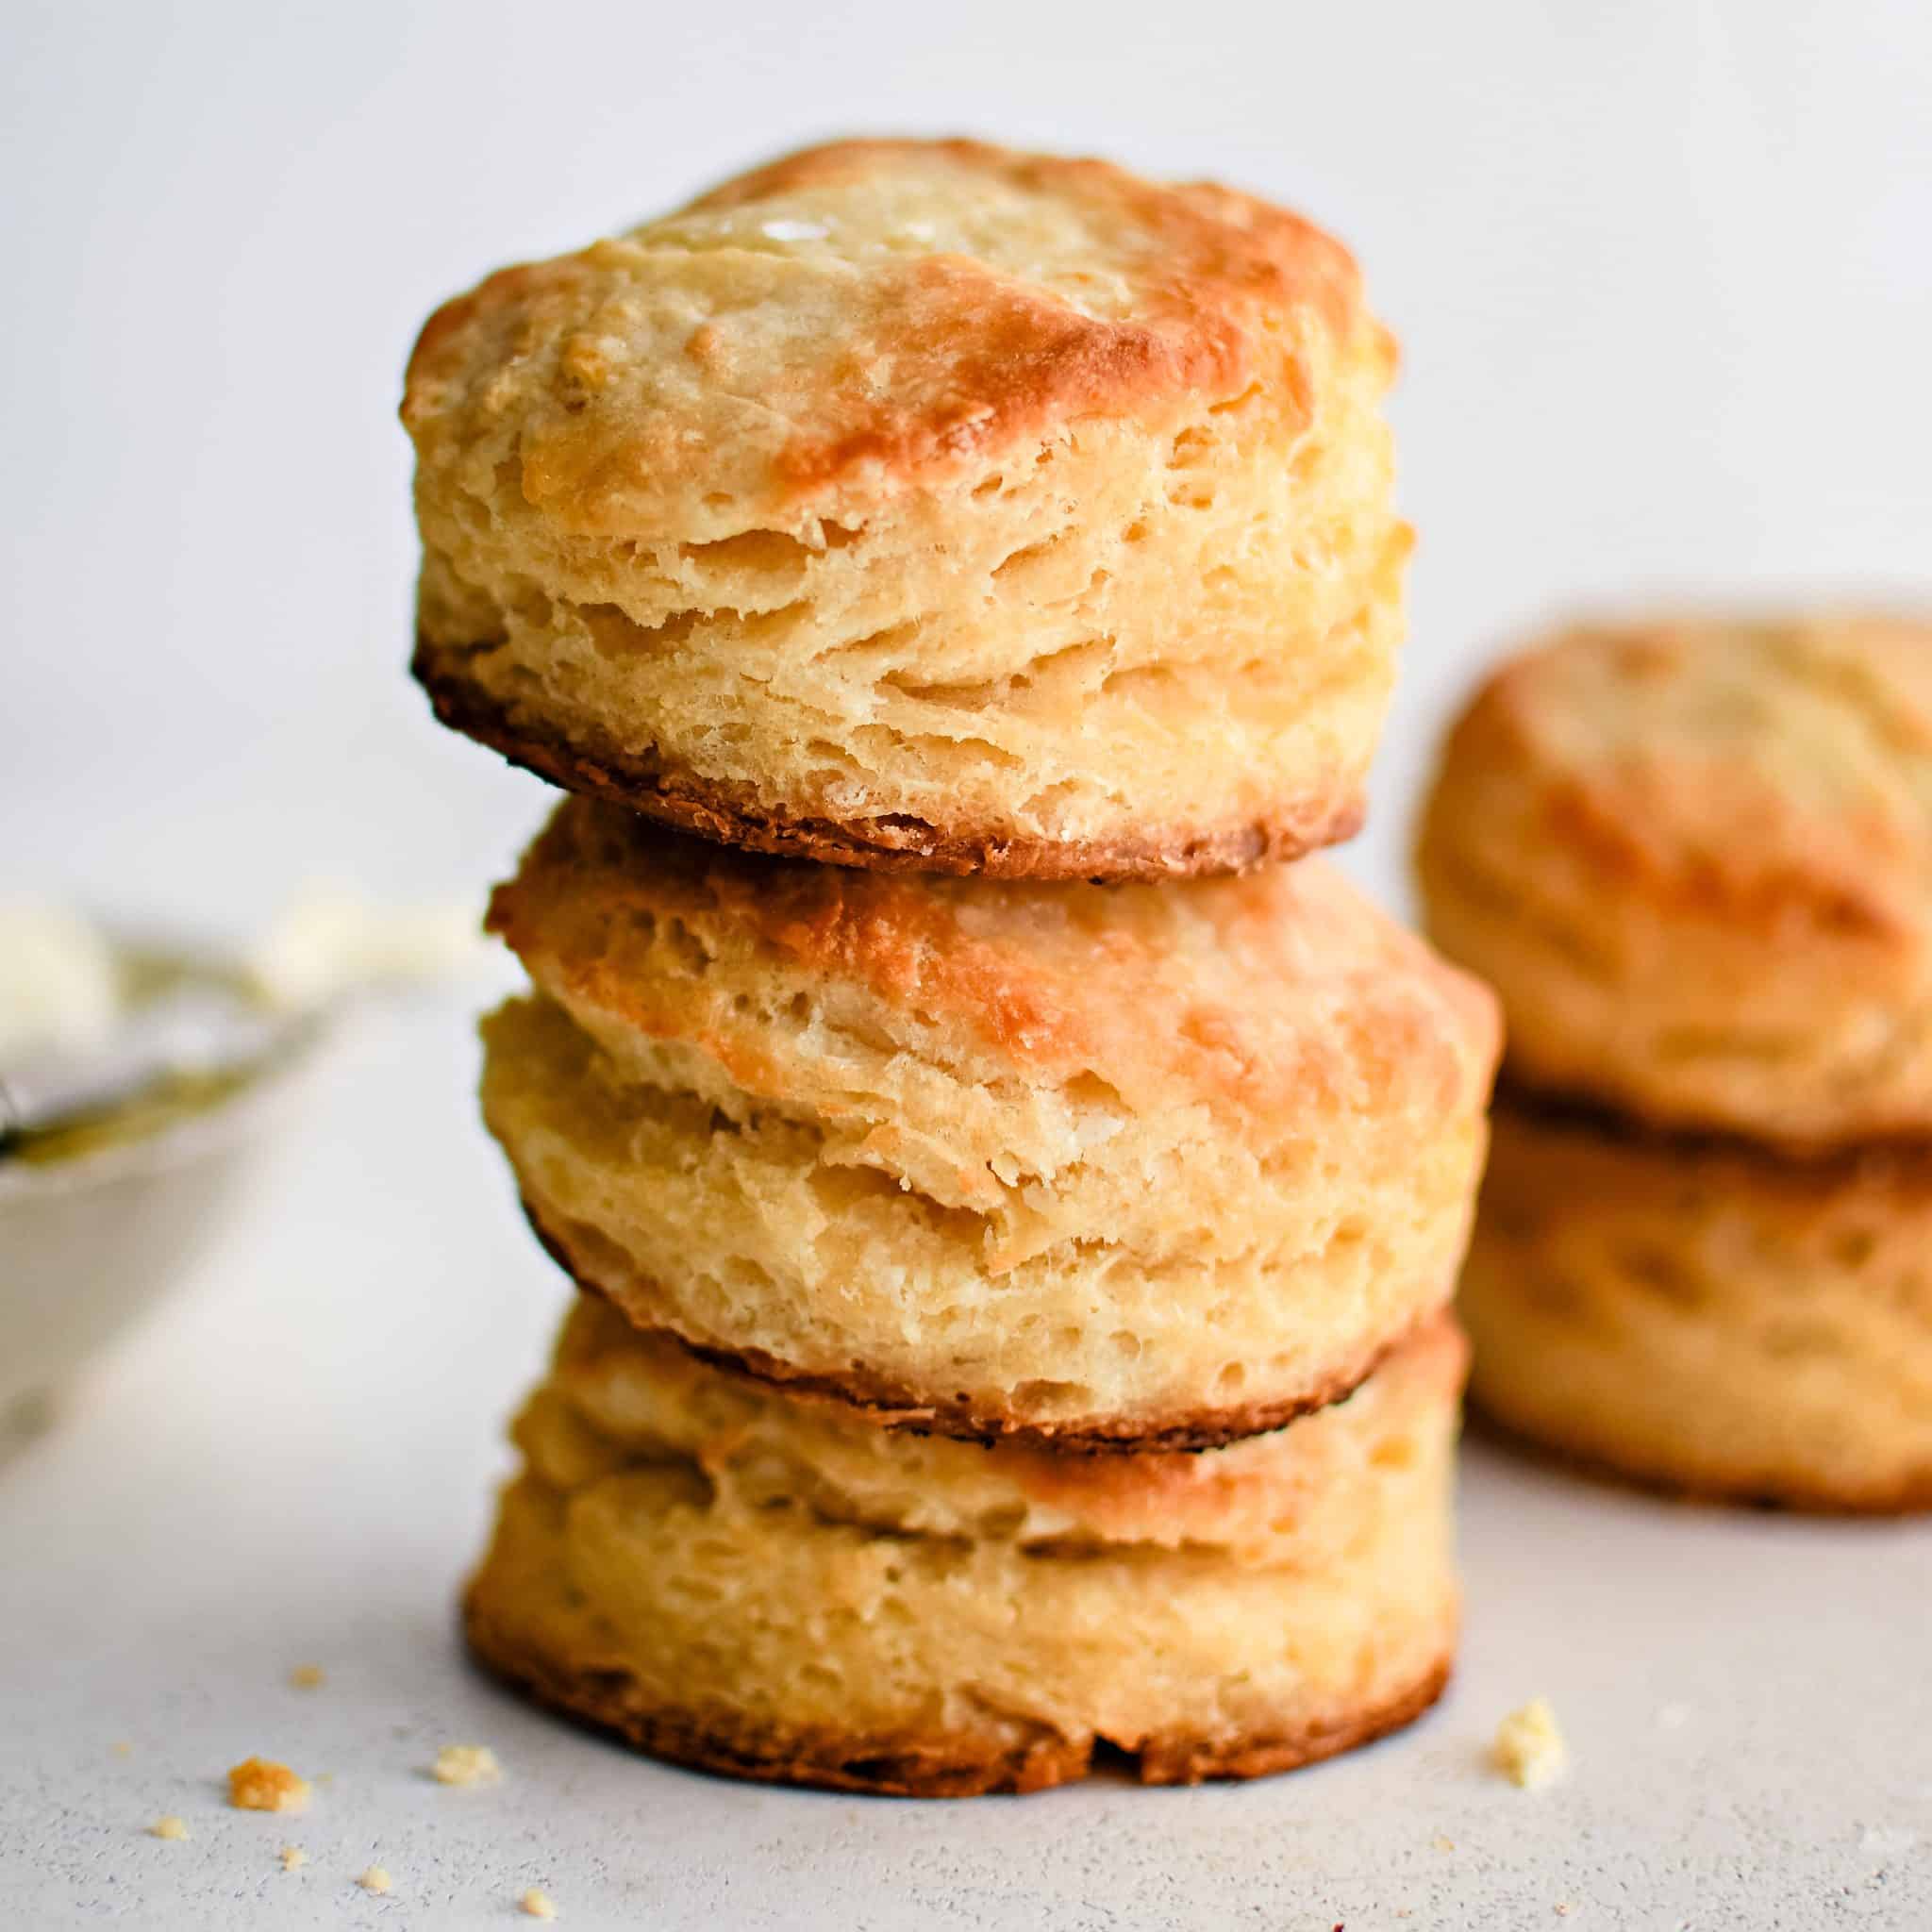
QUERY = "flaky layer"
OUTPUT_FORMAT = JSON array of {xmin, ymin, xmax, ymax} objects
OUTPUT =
[
  {"xmin": 481, "ymin": 806, "xmax": 1494, "ymax": 1441},
  {"xmin": 524, "ymin": 1297, "xmax": 1467, "ymax": 1562},
  {"xmin": 486, "ymin": 995, "xmax": 1475, "ymax": 1443},
  {"xmin": 490, "ymin": 800, "xmax": 1501, "ymax": 1274},
  {"xmin": 465, "ymin": 1314, "xmax": 1460, "ymax": 1794},
  {"xmin": 1419, "ymin": 612, "xmax": 1932, "ymax": 1147},
  {"xmin": 1461, "ymin": 1094, "xmax": 1932, "ymax": 1511},
  {"xmin": 405, "ymin": 139, "xmax": 1406, "ymax": 873}
]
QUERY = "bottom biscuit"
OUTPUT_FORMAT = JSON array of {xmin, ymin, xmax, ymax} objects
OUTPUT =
[
  {"xmin": 463, "ymin": 1301, "xmax": 1463, "ymax": 1795},
  {"xmin": 465, "ymin": 1589, "xmax": 1451, "ymax": 1796},
  {"xmin": 1462, "ymin": 1094, "xmax": 1932, "ymax": 1513}
]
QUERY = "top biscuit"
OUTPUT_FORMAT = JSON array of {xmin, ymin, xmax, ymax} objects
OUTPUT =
[
  {"xmin": 405, "ymin": 139, "xmax": 1407, "ymax": 878},
  {"xmin": 1417, "ymin": 612, "xmax": 1932, "ymax": 1147}
]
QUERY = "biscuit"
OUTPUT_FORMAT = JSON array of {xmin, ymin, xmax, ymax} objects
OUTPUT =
[
  {"xmin": 464, "ymin": 1299, "xmax": 1465, "ymax": 1794},
  {"xmin": 1460, "ymin": 1092, "xmax": 1932, "ymax": 1511},
  {"xmin": 479, "ymin": 801, "xmax": 1500, "ymax": 1446},
  {"xmin": 1418, "ymin": 612, "xmax": 1932, "ymax": 1147},
  {"xmin": 405, "ymin": 138, "xmax": 1407, "ymax": 878}
]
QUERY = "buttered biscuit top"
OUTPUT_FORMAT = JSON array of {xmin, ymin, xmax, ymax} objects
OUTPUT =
[{"xmin": 405, "ymin": 138, "xmax": 1407, "ymax": 877}]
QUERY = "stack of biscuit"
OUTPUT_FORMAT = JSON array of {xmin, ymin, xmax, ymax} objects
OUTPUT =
[
  {"xmin": 404, "ymin": 138, "xmax": 1501, "ymax": 1793},
  {"xmin": 1420, "ymin": 614, "xmax": 1932, "ymax": 1512}
]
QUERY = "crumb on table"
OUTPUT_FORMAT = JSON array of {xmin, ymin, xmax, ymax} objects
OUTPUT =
[
  {"xmin": 1492, "ymin": 1697, "xmax": 1568, "ymax": 1789},
  {"xmin": 111, "ymin": 1740, "xmax": 133, "ymax": 1758},
  {"xmin": 228, "ymin": 1757, "xmax": 311, "ymax": 1813},
  {"xmin": 149, "ymin": 1816, "xmax": 189, "ymax": 1840},
  {"xmin": 279, "ymin": 1845, "xmax": 308, "ymax": 1872},
  {"xmin": 288, "ymin": 1664, "xmax": 326, "ymax": 1690},
  {"xmin": 520, "ymin": 1888, "xmax": 558, "ymax": 1920},
  {"xmin": 432, "ymin": 1743, "xmax": 502, "ymax": 1787},
  {"xmin": 356, "ymin": 1866, "xmax": 392, "ymax": 1895}
]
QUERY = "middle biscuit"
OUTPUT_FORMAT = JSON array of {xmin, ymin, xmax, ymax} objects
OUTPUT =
[{"xmin": 480, "ymin": 799, "xmax": 1500, "ymax": 1447}]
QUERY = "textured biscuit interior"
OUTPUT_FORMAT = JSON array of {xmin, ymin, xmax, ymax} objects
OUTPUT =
[
  {"xmin": 467, "ymin": 1307, "xmax": 1460, "ymax": 1782},
  {"xmin": 483, "ymin": 994, "xmax": 1474, "ymax": 1434},
  {"xmin": 492, "ymin": 801, "xmax": 1501, "ymax": 1267},
  {"xmin": 1461, "ymin": 1095, "xmax": 1932, "ymax": 1508},
  {"xmin": 523, "ymin": 1297, "xmax": 1467, "ymax": 1565},
  {"xmin": 479, "ymin": 805, "xmax": 1499, "ymax": 1431},
  {"xmin": 1419, "ymin": 612, "xmax": 1932, "ymax": 1144},
  {"xmin": 405, "ymin": 140, "xmax": 1407, "ymax": 847}
]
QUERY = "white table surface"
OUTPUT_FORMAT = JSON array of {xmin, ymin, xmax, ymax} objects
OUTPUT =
[{"xmin": 4, "ymin": 998, "xmax": 1929, "ymax": 1931}]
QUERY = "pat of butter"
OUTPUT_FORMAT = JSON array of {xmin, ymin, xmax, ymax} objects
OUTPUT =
[
  {"xmin": 0, "ymin": 901, "xmax": 121, "ymax": 1058},
  {"xmin": 249, "ymin": 883, "xmax": 486, "ymax": 1008}
]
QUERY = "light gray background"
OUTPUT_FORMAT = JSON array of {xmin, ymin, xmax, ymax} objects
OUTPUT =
[
  {"xmin": 4, "ymin": 2, "xmax": 1930, "ymax": 1926},
  {"xmin": 7, "ymin": 0, "xmax": 1929, "ymax": 924}
]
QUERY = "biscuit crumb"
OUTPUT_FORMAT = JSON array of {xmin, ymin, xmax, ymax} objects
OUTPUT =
[
  {"xmin": 111, "ymin": 1740, "xmax": 133, "ymax": 1758},
  {"xmin": 520, "ymin": 1889, "xmax": 558, "ymax": 1920},
  {"xmin": 228, "ymin": 1757, "xmax": 311, "ymax": 1812},
  {"xmin": 149, "ymin": 1816, "xmax": 189, "ymax": 1840},
  {"xmin": 1493, "ymin": 1697, "xmax": 1568, "ymax": 1789},
  {"xmin": 356, "ymin": 1866, "xmax": 392, "ymax": 1895},
  {"xmin": 1430, "ymin": 1834, "xmax": 1456, "ymax": 1853},
  {"xmin": 279, "ymin": 1845, "xmax": 308, "ymax": 1872},
  {"xmin": 431, "ymin": 1743, "xmax": 502, "ymax": 1787},
  {"xmin": 288, "ymin": 1664, "xmax": 326, "ymax": 1690}
]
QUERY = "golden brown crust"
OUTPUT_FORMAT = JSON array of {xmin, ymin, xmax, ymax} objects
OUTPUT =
[
  {"xmin": 1418, "ymin": 610, "xmax": 1932, "ymax": 1145},
  {"xmin": 415, "ymin": 637, "xmax": 1362, "ymax": 878},
  {"xmin": 403, "ymin": 137, "xmax": 1384, "ymax": 522},
  {"xmin": 463, "ymin": 1596, "xmax": 1449, "ymax": 1796},
  {"xmin": 524, "ymin": 1196, "xmax": 1413, "ymax": 1452},
  {"xmin": 478, "ymin": 803, "xmax": 1494, "ymax": 1442},
  {"xmin": 528, "ymin": 1292, "xmax": 1469, "ymax": 1557},
  {"xmin": 405, "ymin": 138, "xmax": 1405, "ymax": 880},
  {"xmin": 491, "ymin": 796, "xmax": 1499, "ymax": 1121},
  {"xmin": 463, "ymin": 1306, "xmax": 1462, "ymax": 1799}
]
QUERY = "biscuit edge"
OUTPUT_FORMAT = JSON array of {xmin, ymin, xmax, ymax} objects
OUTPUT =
[
  {"xmin": 462, "ymin": 1592, "xmax": 1453, "ymax": 1797},
  {"xmin": 415, "ymin": 639, "xmax": 1364, "ymax": 881}
]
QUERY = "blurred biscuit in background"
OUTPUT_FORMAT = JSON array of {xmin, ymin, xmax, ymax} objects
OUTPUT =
[
  {"xmin": 1417, "ymin": 613, "xmax": 1932, "ymax": 1149},
  {"xmin": 1422, "ymin": 612, "xmax": 1932, "ymax": 1510},
  {"xmin": 1461, "ymin": 1095, "xmax": 1932, "ymax": 1511}
]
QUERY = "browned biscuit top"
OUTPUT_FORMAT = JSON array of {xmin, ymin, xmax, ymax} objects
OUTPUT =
[
  {"xmin": 490, "ymin": 798, "xmax": 1501, "ymax": 1138},
  {"xmin": 1419, "ymin": 611, "xmax": 1932, "ymax": 1144},
  {"xmin": 402, "ymin": 137, "xmax": 1388, "ymax": 534},
  {"xmin": 1442, "ymin": 613, "xmax": 1932, "ymax": 943}
]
